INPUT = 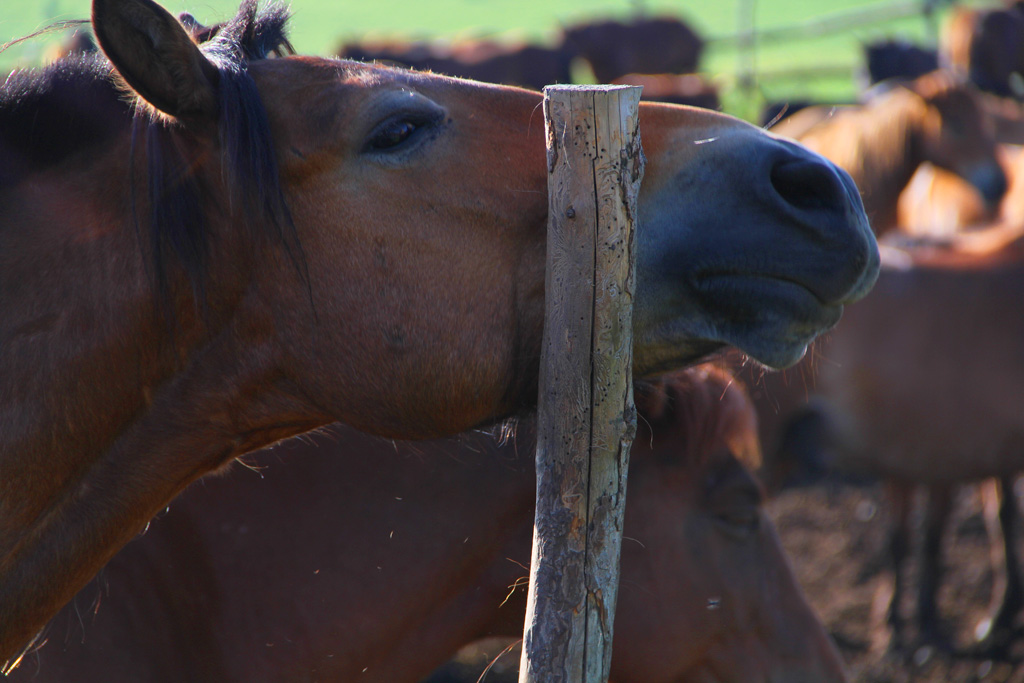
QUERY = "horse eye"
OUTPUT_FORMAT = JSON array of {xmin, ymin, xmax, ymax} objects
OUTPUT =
[
  {"xmin": 714, "ymin": 503, "xmax": 761, "ymax": 537},
  {"xmin": 704, "ymin": 459, "xmax": 764, "ymax": 540},
  {"xmin": 368, "ymin": 119, "xmax": 419, "ymax": 151}
]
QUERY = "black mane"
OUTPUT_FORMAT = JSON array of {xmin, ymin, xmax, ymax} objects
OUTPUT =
[
  {"xmin": 1, "ymin": 1, "xmax": 304, "ymax": 309},
  {"xmin": 0, "ymin": 52, "xmax": 128, "ymax": 187}
]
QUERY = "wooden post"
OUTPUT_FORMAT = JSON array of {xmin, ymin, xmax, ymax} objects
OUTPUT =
[{"xmin": 518, "ymin": 84, "xmax": 644, "ymax": 683}]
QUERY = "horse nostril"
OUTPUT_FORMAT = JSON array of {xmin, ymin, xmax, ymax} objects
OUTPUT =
[
  {"xmin": 770, "ymin": 158, "xmax": 846, "ymax": 213},
  {"xmin": 763, "ymin": 149, "xmax": 878, "ymax": 305}
]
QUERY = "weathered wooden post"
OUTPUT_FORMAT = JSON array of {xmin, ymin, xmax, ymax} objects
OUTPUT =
[{"xmin": 518, "ymin": 84, "xmax": 644, "ymax": 683}]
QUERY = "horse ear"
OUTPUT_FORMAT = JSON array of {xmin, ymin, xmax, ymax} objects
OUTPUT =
[
  {"xmin": 92, "ymin": 0, "xmax": 219, "ymax": 122},
  {"xmin": 634, "ymin": 379, "xmax": 670, "ymax": 423}
]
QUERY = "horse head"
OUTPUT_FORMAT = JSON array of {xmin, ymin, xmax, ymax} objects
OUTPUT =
[
  {"xmin": 899, "ymin": 70, "xmax": 1006, "ymax": 207},
  {"xmin": 0, "ymin": 0, "xmax": 877, "ymax": 663},
  {"xmin": 618, "ymin": 366, "xmax": 848, "ymax": 682}
]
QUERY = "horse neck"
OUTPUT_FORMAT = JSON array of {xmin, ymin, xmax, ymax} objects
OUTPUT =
[
  {"xmin": 852, "ymin": 92, "xmax": 925, "ymax": 234},
  {"xmin": 2, "ymin": 429, "xmax": 539, "ymax": 681},
  {"xmin": 186, "ymin": 432, "xmax": 536, "ymax": 680},
  {"xmin": 0, "ymin": 123, "xmax": 315, "ymax": 661},
  {"xmin": 0, "ymin": 128, "xmax": 249, "ymax": 464}
]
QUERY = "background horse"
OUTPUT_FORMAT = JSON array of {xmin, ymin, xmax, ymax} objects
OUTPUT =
[
  {"xmin": 747, "ymin": 237, "xmax": 1024, "ymax": 655},
  {"xmin": 560, "ymin": 16, "xmax": 703, "ymax": 84},
  {"xmin": 6, "ymin": 367, "xmax": 846, "ymax": 683},
  {"xmin": 770, "ymin": 70, "xmax": 1006, "ymax": 235},
  {"xmin": 897, "ymin": 145, "xmax": 1024, "ymax": 236},
  {"xmin": 335, "ymin": 38, "xmax": 575, "ymax": 91},
  {"xmin": 942, "ymin": 2, "xmax": 1024, "ymax": 99},
  {"xmin": 859, "ymin": 39, "xmax": 938, "ymax": 88},
  {"xmin": 0, "ymin": 0, "xmax": 877, "ymax": 666},
  {"xmin": 610, "ymin": 72, "xmax": 720, "ymax": 110}
]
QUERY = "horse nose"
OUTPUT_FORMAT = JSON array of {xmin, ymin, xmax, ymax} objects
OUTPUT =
[
  {"xmin": 766, "ymin": 145, "xmax": 878, "ymax": 305},
  {"xmin": 770, "ymin": 158, "xmax": 848, "ymax": 213}
]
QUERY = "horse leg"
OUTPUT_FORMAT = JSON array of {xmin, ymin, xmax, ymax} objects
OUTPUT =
[
  {"xmin": 975, "ymin": 475, "xmax": 1024, "ymax": 657},
  {"xmin": 916, "ymin": 483, "xmax": 953, "ymax": 651},
  {"xmin": 886, "ymin": 480, "xmax": 914, "ymax": 653}
]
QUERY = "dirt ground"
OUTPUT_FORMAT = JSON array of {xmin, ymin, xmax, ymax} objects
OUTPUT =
[
  {"xmin": 426, "ymin": 479, "xmax": 1024, "ymax": 683},
  {"xmin": 772, "ymin": 479, "xmax": 1024, "ymax": 683}
]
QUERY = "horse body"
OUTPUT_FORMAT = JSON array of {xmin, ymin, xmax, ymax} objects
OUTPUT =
[
  {"xmin": 750, "ymin": 239, "xmax": 1024, "ymax": 651},
  {"xmin": 7, "ymin": 368, "xmax": 846, "ymax": 683},
  {"xmin": 860, "ymin": 39, "xmax": 938, "ymax": 88},
  {"xmin": 610, "ymin": 72, "xmax": 720, "ymax": 110},
  {"xmin": 561, "ymin": 16, "xmax": 704, "ymax": 84},
  {"xmin": 0, "ymin": 0, "xmax": 877, "ymax": 665},
  {"xmin": 943, "ymin": 3, "xmax": 1024, "ymax": 99},
  {"xmin": 755, "ymin": 240, "xmax": 1024, "ymax": 484},
  {"xmin": 816, "ymin": 246, "xmax": 1024, "ymax": 481},
  {"xmin": 771, "ymin": 70, "xmax": 1006, "ymax": 236}
]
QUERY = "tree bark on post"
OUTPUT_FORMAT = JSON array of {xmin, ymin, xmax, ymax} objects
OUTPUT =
[{"xmin": 518, "ymin": 84, "xmax": 644, "ymax": 683}]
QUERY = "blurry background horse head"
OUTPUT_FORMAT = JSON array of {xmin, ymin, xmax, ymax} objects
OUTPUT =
[{"xmin": 5, "ymin": 367, "xmax": 847, "ymax": 683}]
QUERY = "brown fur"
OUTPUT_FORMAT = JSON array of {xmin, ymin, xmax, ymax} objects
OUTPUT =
[
  {"xmin": 611, "ymin": 72, "xmax": 720, "ymax": 110},
  {"xmin": 0, "ymin": 0, "xmax": 878, "ymax": 666},
  {"xmin": 747, "ymin": 236, "xmax": 1024, "ymax": 653},
  {"xmin": 5, "ymin": 368, "xmax": 845, "ymax": 683},
  {"xmin": 561, "ymin": 16, "xmax": 703, "ymax": 84},
  {"xmin": 337, "ymin": 38, "xmax": 575, "ymax": 91},
  {"xmin": 942, "ymin": 4, "xmax": 1024, "ymax": 99},
  {"xmin": 897, "ymin": 144, "xmax": 1024, "ymax": 236}
]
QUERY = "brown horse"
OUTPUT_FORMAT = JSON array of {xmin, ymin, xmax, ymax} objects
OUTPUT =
[
  {"xmin": 897, "ymin": 145, "xmax": 1024, "ymax": 236},
  {"xmin": 336, "ymin": 38, "xmax": 575, "ymax": 91},
  {"xmin": 860, "ymin": 39, "xmax": 938, "ymax": 88},
  {"xmin": 561, "ymin": 16, "xmax": 704, "ymax": 84},
  {"xmin": 611, "ymin": 72, "xmax": 720, "ymax": 110},
  {"xmin": 749, "ymin": 237, "xmax": 1024, "ymax": 655},
  {"xmin": 0, "ymin": 0, "xmax": 878, "ymax": 667},
  {"xmin": 770, "ymin": 70, "xmax": 1006, "ymax": 236},
  {"xmin": 893, "ymin": 87, "xmax": 1024, "ymax": 234},
  {"xmin": 5, "ymin": 367, "xmax": 846, "ymax": 683},
  {"xmin": 942, "ymin": 2, "xmax": 1024, "ymax": 99}
]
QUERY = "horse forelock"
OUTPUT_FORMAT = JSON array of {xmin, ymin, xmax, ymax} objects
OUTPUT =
[
  {"xmin": 638, "ymin": 366, "xmax": 762, "ymax": 471},
  {"xmin": 196, "ymin": 0, "xmax": 294, "ymax": 61}
]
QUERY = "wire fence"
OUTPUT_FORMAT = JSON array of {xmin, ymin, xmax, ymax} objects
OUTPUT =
[{"xmin": 705, "ymin": 0, "xmax": 962, "ymax": 118}]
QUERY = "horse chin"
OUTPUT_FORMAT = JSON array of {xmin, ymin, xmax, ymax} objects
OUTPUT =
[
  {"xmin": 715, "ymin": 306, "xmax": 843, "ymax": 370},
  {"xmin": 633, "ymin": 338, "xmax": 725, "ymax": 379},
  {"xmin": 733, "ymin": 335, "xmax": 811, "ymax": 371},
  {"xmin": 636, "ymin": 276, "xmax": 843, "ymax": 373},
  {"xmin": 638, "ymin": 324, "xmax": 814, "ymax": 375},
  {"xmin": 710, "ymin": 273, "xmax": 844, "ymax": 357}
]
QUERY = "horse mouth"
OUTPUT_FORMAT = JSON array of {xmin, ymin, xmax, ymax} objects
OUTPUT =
[
  {"xmin": 692, "ymin": 271, "xmax": 844, "ymax": 368},
  {"xmin": 694, "ymin": 271, "xmax": 829, "ymax": 307}
]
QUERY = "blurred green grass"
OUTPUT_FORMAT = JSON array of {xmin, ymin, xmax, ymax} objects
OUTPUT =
[{"xmin": 0, "ymin": 0, "xmax": 956, "ymax": 120}]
